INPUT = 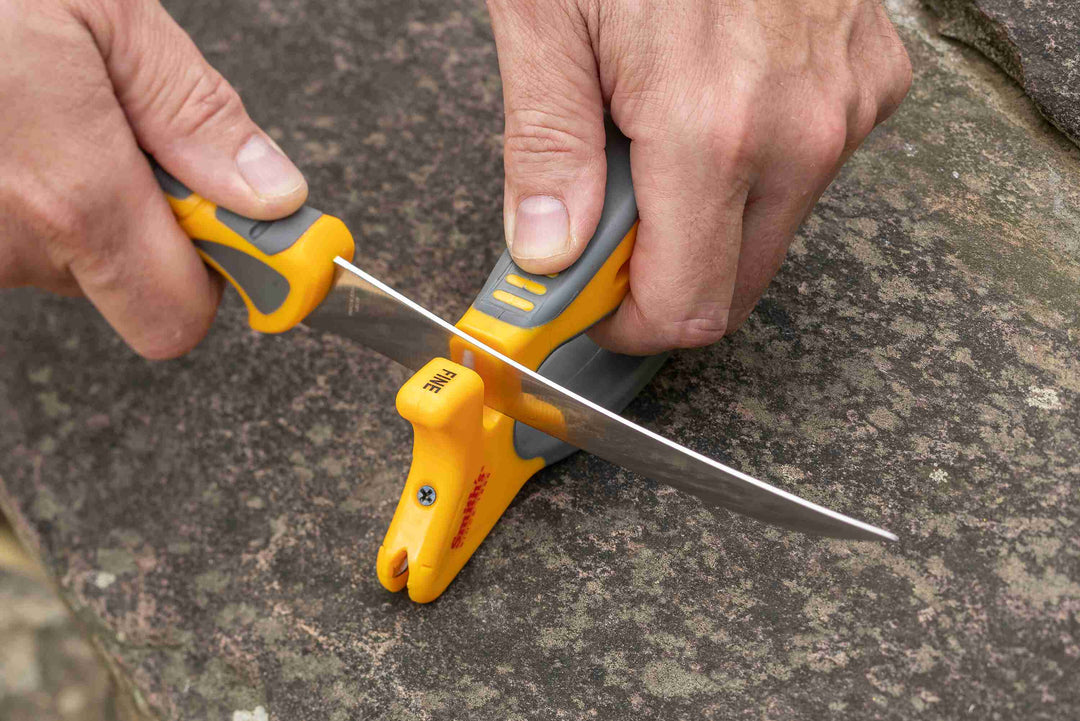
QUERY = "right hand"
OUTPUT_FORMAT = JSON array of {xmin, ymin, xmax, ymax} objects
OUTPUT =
[
  {"xmin": 0, "ymin": 0, "xmax": 308, "ymax": 358},
  {"xmin": 489, "ymin": 0, "xmax": 911, "ymax": 355}
]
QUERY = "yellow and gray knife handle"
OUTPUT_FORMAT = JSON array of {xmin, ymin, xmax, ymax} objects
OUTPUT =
[
  {"xmin": 150, "ymin": 161, "xmax": 355, "ymax": 333},
  {"xmin": 466, "ymin": 119, "xmax": 668, "ymax": 465}
]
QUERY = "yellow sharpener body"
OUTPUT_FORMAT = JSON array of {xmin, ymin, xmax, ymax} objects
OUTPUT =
[
  {"xmin": 376, "ymin": 224, "xmax": 638, "ymax": 603},
  {"xmin": 158, "ymin": 163, "xmax": 354, "ymax": 334}
]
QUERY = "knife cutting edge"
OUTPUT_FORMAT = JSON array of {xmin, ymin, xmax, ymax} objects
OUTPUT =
[
  {"xmin": 150, "ymin": 121, "xmax": 896, "ymax": 600},
  {"xmin": 320, "ymin": 256, "xmax": 896, "ymax": 545}
]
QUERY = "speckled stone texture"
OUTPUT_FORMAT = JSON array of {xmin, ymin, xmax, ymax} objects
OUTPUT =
[
  {"xmin": 923, "ymin": 0, "xmax": 1080, "ymax": 147},
  {"xmin": 1, "ymin": 0, "xmax": 1078, "ymax": 718}
]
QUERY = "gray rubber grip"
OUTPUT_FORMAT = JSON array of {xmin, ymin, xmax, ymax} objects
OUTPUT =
[
  {"xmin": 193, "ymin": 240, "xmax": 291, "ymax": 314},
  {"xmin": 472, "ymin": 117, "xmax": 637, "ymax": 328},
  {"xmin": 149, "ymin": 157, "xmax": 326, "ymax": 315},
  {"xmin": 215, "ymin": 206, "xmax": 322, "ymax": 256},
  {"xmin": 149, "ymin": 158, "xmax": 321, "ymax": 257}
]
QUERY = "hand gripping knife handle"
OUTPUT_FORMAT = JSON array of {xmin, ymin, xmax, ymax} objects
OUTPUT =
[{"xmin": 379, "ymin": 120, "xmax": 667, "ymax": 602}]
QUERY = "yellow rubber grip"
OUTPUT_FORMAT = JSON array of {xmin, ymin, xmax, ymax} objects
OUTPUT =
[{"xmin": 152, "ymin": 161, "xmax": 355, "ymax": 333}]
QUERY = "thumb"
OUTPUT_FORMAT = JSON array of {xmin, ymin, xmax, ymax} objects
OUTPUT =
[
  {"xmin": 85, "ymin": 0, "xmax": 307, "ymax": 220},
  {"xmin": 489, "ymin": 0, "xmax": 607, "ymax": 274}
]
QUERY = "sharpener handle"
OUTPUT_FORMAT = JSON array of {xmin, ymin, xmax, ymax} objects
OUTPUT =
[
  {"xmin": 463, "ymin": 119, "xmax": 668, "ymax": 465},
  {"xmin": 471, "ymin": 118, "xmax": 637, "ymax": 332},
  {"xmin": 151, "ymin": 161, "xmax": 355, "ymax": 333}
]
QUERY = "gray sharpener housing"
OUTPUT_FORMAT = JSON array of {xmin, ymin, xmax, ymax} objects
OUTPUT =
[
  {"xmin": 514, "ymin": 336, "xmax": 669, "ymax": 464},
  {"xmin": 475, "ymin": 119, "xmax": 669, "ymax": 463}
]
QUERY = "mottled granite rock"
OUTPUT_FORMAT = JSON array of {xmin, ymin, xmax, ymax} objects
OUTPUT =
[
  {"xmin": 1, "ymin": 0, "xmax": 1079, "ymax": 719},
  {"xmin": 923, "ymin": 0, "xmax": 1080, "ymax": 146}
]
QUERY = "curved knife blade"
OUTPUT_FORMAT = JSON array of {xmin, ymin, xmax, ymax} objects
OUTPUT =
[{"xmin": 306, "ymin": 257, "xmax": 897, "ymax": 542}]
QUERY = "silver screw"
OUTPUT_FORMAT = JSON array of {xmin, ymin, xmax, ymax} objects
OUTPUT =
[{"xmin": 417, "ymin": 485, "xmax": 436, "ymax": 506}]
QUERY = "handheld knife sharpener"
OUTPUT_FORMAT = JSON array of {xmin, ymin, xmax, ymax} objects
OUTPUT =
[
  {"xmin": 150, "ymin": 122, "xmax": 665, "ymax": 604},
  {"xmin": 375, "ymin": 122, "xmax": 667, "ymax": 602}
]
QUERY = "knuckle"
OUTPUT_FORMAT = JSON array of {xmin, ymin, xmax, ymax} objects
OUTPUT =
[
  {"xmin": 636, "ymin": 302, "xmax": 730, "ymax": 350},
  {"xmin": 897, "ymin": 55, "xmax": 914, "ymax": 97},
  {"xmin": 65, "ymin": 233, "xmax": 128, "ymax": 293},
  {"xmin": 670, "ymin": 316, "xmax": 729, "ymax": 349},
  {"xmin": 840, "ymin": 74, "xmax": 878, "ymax": 139},
  {"xmin": 171, "ymin": 70, "xmax": 246, "ymax": 139},
  {"xmin": 881, "ymin": 49, "xmax": 914, "ymax": 118},
  {"xmin": 850, "ymin": 91, "xmax": 880, "ymax": 142},
  {"xmin": 868, "ymin": 22, "xmax": 913, "ymax": 122},
  {"xmin": 799, "ymin": 105, "xmax": 849, "ymax": 169},
  {"xmin": 135, "ymin": 322, "xmax": 208, "ymax": 360},
  {"xmin": 880, "ymin": 21, "xmax": 914, "ymax": 89},
  {"xmin": 14, "ymin": 181, "xmax": 99, "ymax": 263},
  {"xmin": 17, "ymin": 179, "xmax": 127, "ymax": 287},
  {"xmin": 503, "ymin": 109, "xmax": 600, "ymax": 170},
  {"xmin": 700, "ymin": 112, "xmax": 758, "ymax": 185}
]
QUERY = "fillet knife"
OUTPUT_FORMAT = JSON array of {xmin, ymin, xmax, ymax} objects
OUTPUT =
[{"xmin": 150, "ymin": 123, "xmax": 896, "ymax": 543}]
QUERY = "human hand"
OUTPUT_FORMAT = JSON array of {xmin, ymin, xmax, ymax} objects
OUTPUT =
[
  {"xmin": 0, "ymin": 0, "xmax": 308, "ymax": 358},
  {"xmin": 488, "ymin": 0, "xmax": 911, "ymax": 354}
]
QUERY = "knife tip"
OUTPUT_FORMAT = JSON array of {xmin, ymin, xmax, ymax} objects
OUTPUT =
[{"xmin": 862, "ymin": 525, "xmax": 899, "ymax": 543}]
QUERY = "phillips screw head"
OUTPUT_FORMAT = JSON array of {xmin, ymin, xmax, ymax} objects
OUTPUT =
[{"xmin": 417, "ymin": 485, "xmax": 436, "ymax": 506}]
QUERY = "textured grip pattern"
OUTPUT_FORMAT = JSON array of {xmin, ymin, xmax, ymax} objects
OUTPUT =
[
  {"xmin": 149, "ymin": 156, "xmax": 355, "ymax": 333},
  {"xmin": 472, "ymin": 118, "xmax": 637, "ymax": 328}
]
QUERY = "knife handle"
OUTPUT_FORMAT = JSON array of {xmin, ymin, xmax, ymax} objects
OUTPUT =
[{"xmin": 150, "ymin": 161, "xmax": 355, "ymax": 333}]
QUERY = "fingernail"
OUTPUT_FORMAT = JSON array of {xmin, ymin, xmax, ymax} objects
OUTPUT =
[
  {"xmin": 511, "ymin": 196, "xmax": 570, "ymax": 259},
  {"xmin": 236, "ymin": 135, "xmax": 306, "ymax": 199}
]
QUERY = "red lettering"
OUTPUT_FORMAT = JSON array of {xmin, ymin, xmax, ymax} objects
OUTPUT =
[{"xmin": 451, "ymin": 467, "xmax": 490, "ymax": 549}]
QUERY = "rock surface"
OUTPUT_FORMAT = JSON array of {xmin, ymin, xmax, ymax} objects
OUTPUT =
[
  {"xmin": 1, "ymin": 0, "xmax": 1079, "ymax": 719},
  {"xmin": 923, "ymin": 0, "xmax": 1080, "ymax": 146}
]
